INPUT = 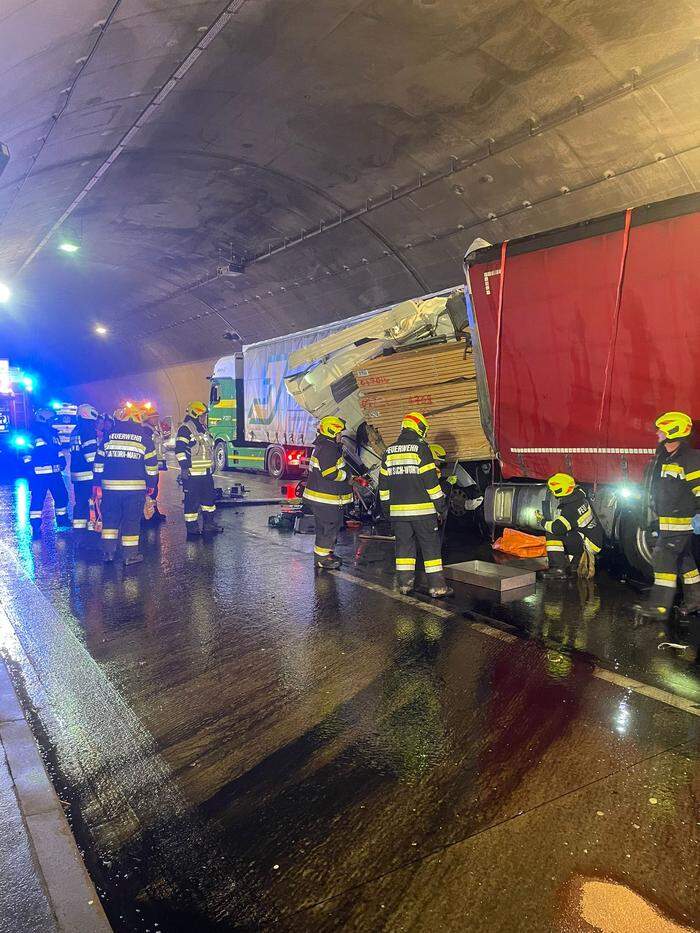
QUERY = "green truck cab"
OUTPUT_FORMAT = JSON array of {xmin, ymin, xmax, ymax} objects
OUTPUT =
[{"xmin": 208, "ymin": 352, "xmax": 308, "ymax": 478}]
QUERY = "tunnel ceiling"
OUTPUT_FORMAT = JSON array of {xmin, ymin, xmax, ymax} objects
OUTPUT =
[{"xmin": 0, "ymin": 0, "xmax": 699, "ymax": 385}]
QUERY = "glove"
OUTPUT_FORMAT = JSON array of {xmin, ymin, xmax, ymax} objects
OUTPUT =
[
  {"xmin": 446, "ymin": 474, "xmax": 458, "ymax": 486},
  {"xmin": 534, "ymin": 509, "xmax": 544, "ymax": 525},
  {"xmin": 692, "ymin": 515, "xmax": 700, "ymax": 535},
  {"xmin": 352, "ymin": 475, "xmax": 370, "ymax": 488},
  {"xmin": 147, "ymin": 487, "xmax": 155, "ymax": 497}
]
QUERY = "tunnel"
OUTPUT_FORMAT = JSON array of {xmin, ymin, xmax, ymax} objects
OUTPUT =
[{"xmin": 0, "ymin": 2, "xmax": 699, "ymax": 931}]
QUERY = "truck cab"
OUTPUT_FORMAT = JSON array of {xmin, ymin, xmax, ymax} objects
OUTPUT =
[{"xmin": 208, "ymin": 353, "xmax": 307, "ymax": 478}]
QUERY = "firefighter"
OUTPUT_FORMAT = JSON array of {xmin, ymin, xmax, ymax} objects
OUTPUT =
[
  {"xmin": 93, "ymin": 406, "xmax": 157, "ymax": 565},
  {"xmin": 175, "ymin": 401, "xmax": 223, "ymax": 537},
  {"xmin": 379, "ymin": 412, "xmax": 453, "ymax": 598},
  {"xmin": 69, "ymin": 403, "xmax": 99, "ymax": 547},
  {"xmin": 536, "ymin": 473, "xmax": 603, "ymax": 578},
  {"xmin": 302, "ymin": 416, "xmax": 352, "ymax": 569},
  {"xmin": 637, "ymin": 411, "xmax": 700, "ymax": 621},
  {"xmin": 429, "ymin": 443, "xmax": 458, "ymax": 498},
  {"xmin": 24, "ymin": 408, "xmax": 70, "ymax": 538},
  {"xmin": 140, "ymin": 403, "xmax": 167, "ymax": 523}
]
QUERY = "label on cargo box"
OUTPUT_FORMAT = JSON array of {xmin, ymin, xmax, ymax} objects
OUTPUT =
[
  {"xmin": 357, "ymin": 375, "xmax": 390, "ymax": 386},
  {"xmin": 409, "ymin": 394, "xmax": 433, "ymax": 406}
]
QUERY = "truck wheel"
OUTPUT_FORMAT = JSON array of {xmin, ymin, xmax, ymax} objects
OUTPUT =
[
  {"xmin": 618, "ymin": 510, "xmax": 654, "ymax": 582},
  {"xmin": 266, "ymin": 446, "xmax": 287, "ymax": 479},
  {"xmin": 214, "ymin": 441, "xmax": 228, "ymax": 472}
]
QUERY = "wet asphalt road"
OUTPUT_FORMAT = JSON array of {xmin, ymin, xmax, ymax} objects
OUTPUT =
[{"xmin": 0, "ymin": 472, "xmax": 698, "ymax": 932}]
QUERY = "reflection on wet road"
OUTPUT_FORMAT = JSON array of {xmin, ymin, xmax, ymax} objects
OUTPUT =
[{"xmin": 0, "ymin": 474, "xmax": 698, "ymax": 931}]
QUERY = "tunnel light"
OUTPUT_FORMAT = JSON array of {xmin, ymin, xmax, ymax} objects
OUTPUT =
[
  {"xmin": 0, "ymin": 282, "xmax": 10, "ymax": 303},
  {"xmin": 58, "ymin": 241, "xmax": 80, "ymax": 254},
  {"xmin": 94, "ymin": 324, "xmax": 108, "ymax": 336}
]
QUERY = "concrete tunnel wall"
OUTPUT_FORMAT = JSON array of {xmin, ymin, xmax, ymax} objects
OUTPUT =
[{"xmin": 60, "ymin": 357, "xmax": 218, "ymax": 424}]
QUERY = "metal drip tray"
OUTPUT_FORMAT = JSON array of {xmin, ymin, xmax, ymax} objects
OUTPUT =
[{"xmin": 444, "ymin": 560, "xmax": 536, "ymax": 591}]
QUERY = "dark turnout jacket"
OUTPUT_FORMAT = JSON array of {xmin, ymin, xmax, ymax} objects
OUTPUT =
[
  {"xmin": 93, "ymin": 421, "xmax": 157, "ymax": 491},
  {"xmin": 303, "ymin": 433, "xmax": 352, "ymax": 508},
  {"xmin": 378, "ymin": 428, "xmax": 445, "ymax": 520}
]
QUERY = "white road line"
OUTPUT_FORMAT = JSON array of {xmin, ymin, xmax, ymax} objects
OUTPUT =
[
  {"xmin": 592, "ymin": 667, "xmax": 700, "ymax": 718},
  {"xmin": 333, "ymin": 570, "xmax": 700, "ymax": 718}
]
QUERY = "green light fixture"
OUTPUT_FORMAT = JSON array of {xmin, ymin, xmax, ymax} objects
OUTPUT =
[{"xmin": 58, "ymin": 241, "xmax": 80, "ymax": 253}]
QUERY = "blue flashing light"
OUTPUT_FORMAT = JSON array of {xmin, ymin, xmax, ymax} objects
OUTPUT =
[
  {"xmin": 21, "ymin": 376, "xmax": 34, "ymax": 392},
  {"xmin": 11, "ymin": 433, "xmax": 29, "ymax": 449},
  {"xmin": 49, "ymin": 399, "xmax": 62, "ymax": 411}
]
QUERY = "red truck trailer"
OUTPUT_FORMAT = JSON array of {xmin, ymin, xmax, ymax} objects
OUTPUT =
[{"xmin": 464, "ymin": 192, "xmax": 700, "ymax": 575}]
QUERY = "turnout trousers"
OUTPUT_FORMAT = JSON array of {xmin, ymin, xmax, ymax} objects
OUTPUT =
[
  {"xmin": 645, "ymin": 531, "xmax": 700, "ymax": 614},
  {"xmin": 72, "ymin": 480, "xmax": 93, "ymax": 532},
  {"xmin": 310, "ymin": 502, "xmax": 344, "ymax": 558},
  {"xmin": 101, "ymin": 490, "xmax": 144, "ymax": 557},
  {"xmin": 29, "ymin": 474, "xmax": 69, "ymax": 532},
  {"xmin": 183, "ymin": 473, "xmax": 217, "ymax": 532},
  {"xmin": 546, "ymin": 526, "xmax": 603, "ymax": 570},
  {"xmin": 393, "ymin": 517, "xmax": 445, "ymax": 589}
]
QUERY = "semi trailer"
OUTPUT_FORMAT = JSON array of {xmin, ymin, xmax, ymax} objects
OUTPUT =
[{"xmin": 464, "ymin": 191, "xmax": 700, "ymax": 575}]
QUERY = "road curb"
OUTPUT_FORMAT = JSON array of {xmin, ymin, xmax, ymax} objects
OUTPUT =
[{"xmin": 0, "ymin": 659, "xmax": 113, "ymax": 933}]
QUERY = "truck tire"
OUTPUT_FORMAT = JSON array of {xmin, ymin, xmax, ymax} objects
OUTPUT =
[
  {"xmin": 214, "ymin": 441, "xmax": 228, "ymax": 472},
  {"xmin": 618, "ymin": 510, "xmax": 654, "ymax": 582},
  {"xmin": 266, "ymin": 445, "xmax": 287, "ymax": 479}
]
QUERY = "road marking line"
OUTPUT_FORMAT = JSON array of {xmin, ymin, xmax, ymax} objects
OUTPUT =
[
  {"xmin": 592, "ymin": 667, "xmax": 700, "ymax": 718},
  {"xmin": 333, "ymin": 570, "xmax": 700, "ymax": 717}
]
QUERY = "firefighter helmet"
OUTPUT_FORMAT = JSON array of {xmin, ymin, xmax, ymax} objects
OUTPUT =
[
  {"xmin": 655, "ymin": 411, "xmax": 692, "ymax": 440},
  {"xmin": 185, "ymin": 401, "xmax": 208, "ymax": 419},
  {"xmin": 429, "ymin": 443, "xmax": 447, "ymax": 463},
  {"xmin": 77, "ymin": 403, "xmax": 98, "ymax": 421},
  {"xmin": 113, "ymin": 406, "xmax": 143, "ymax": 423},
  {"xmin": 319, "ymin": 416, "xmax": 346, "ymax": 439},
  {"xmin": 34, "ymin": 408, "xmax": 53, "ymax": 423},
  {"xmin": 402, "ymin": 411, "xmax": 429, "ymax": 438},
  {"xmin": 547, "ymin": 472, "xmax": 576, "ymax": 498}
]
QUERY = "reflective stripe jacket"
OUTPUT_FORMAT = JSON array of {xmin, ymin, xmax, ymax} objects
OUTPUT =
[
  {"xmin": 543, "ymin": 486, "xmax": 601, "ymax": 539},
  {"xmin": 378, "ymin": 428, "xmax": 445, "ymax": 520},
  {"xmin": 23, "ymin": 424, "xmax": 65, "ymax": 477},
  {"xmin": 93, "ymin": 421, "xmax": 157, "ymax": 491},
  {"xmin": 303, "ymin": 433, "xmax": 352, "ymax": 508},
  {"xmin": 175, "ymin": 417, "xmax": 214, "ymax": 476},
  {"xmin": 651, "ymin": 441, "xmax": 700, "ymax": 531},
  {"xmin": 69, "ymin": 419, "xmax": 98, "ymax": 483}
]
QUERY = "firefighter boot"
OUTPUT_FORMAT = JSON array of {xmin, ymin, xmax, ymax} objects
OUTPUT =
[
  {"xmin": 398, "ymin": 578, "xmax": 415, "ymax": 595},
  {"xmin": 123, "ymin": 552, "xmax": 144, "ymax": 567},
  {"xmin": 678, "ymin": 587, "xmax": 700, "ymax": 619},
  {"xmin": 316, "ymin": 555, "xmax": 341, "ymax": 570},
  {"xmin": 202, "ymin": 520, "xmax": 224, "ymax": 535}
]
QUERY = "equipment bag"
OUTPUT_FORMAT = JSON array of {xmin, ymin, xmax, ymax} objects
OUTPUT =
[{"xmin": 492, "ymin": 527, "xmax": 547, "ymax": 559}]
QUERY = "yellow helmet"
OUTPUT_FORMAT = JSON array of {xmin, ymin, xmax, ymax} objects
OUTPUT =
[
  {"xmin": 114, "ymin": 406, "xmax": 143, "ymax": 423},
  {"xmin": 547, "ymin": 472, "xmax": 576, "ymax": 498},
  {"xmin": 655, "ymin": 411, "xmax": 692, "ymax": 440},
  {"xmin": 186, "ymin": 401, "xmax": 208, "ymax": 419},
  {"xmin": 402, "ymin": 411, "xmax": 429, "ymax": 438},
  {"xmin": 319, "ymin": 416, "xmax": 346, "ymax": 439},
  {"xmin": 429, "ymin": 443, "xmax": 447, "ymax": 462}
]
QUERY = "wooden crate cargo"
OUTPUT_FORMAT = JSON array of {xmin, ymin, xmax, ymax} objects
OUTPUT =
[{"xmin": 353, "ymin": 343, "xmax": 493, "ymax": 461}]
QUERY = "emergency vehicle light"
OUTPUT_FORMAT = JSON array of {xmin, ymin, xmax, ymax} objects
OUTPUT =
[
  {"xmin": 11, "ymin": 433, "xmax": 29, "ymax": 448},
  {"xmin": 49, "ymin": 400, "xmax": 62, "ymax": 411}
]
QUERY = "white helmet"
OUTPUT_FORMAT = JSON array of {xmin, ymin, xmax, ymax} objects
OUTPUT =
[{"xmin": 77, "ymin": 403, "xmax": 98, "ymax": 421}]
